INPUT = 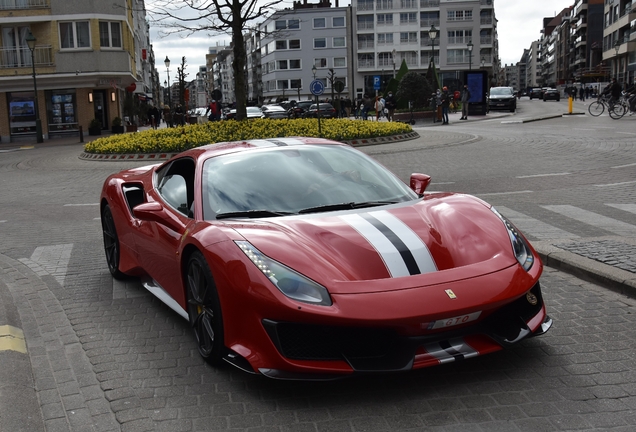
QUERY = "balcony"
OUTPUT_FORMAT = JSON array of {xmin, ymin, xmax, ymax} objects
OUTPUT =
[
  {"xmin": 420, "ymin": 0, "xmax": 439, "ymax": 7},
  {"xmin": 358, "ymin": 59, "xmax": 375, "ymax": 68},
  {"xmin": 0, "ymin": 45, "xmax": 52, "ymax": 68},
  {"xmin": 420, "ymin": 19, "xmax": 440, "ymax": 28},
  {"xmin": 480, "ymin": 36, "xmax": 492, "ymax": 45},
  {"xmin": 358, "ymin": 40, "xmax": 375, "ymax": 49},
  {"xmin": 480, "ymin": 0, "xmax": 493, "ymax": 6},
  {"xmin": 0, "ymin": 0, "xmax": 48, "ymax": 10},
  {"xmin": 357, "ymin": 22, "xmax": 375, "ymax": 30},
  {"xmin": 480, "ymin": 16, "xmax": 493, "ymax": 25}
]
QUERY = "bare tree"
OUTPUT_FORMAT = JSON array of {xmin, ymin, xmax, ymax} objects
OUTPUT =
[
  {"xmin": 177, "ymin": 56, "xmax": 188, "ymax": 108},
  {"xmin": 149, "ymin": 0, "xmax": 283, "ymax": 120}
]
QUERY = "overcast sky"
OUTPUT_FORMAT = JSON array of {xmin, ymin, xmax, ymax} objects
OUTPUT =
[{"xmin": 148, "ymin": 0, "xmax": 577, "ymax": 78}]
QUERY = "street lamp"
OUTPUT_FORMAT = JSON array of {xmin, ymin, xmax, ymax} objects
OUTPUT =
[
  {"xmin": 467, "ymin": 40, "xmax": 473, "ymax": 70},
  {"xmin": 25, "ymin": 30, "xmax": 43, "ymax": 143},
  {"xmin": 311, "ymin": 64, "xmax": 321, "ymax": 137},
  {"xmin": 429, "ymin": 25, "xmax": 438, "ymax": 66},
  {"xmin": 614, "ymin": 39, "xmax": 620, "ymax": 80},
  {"xmin": 392, "ymin": 48, "xmax": 397, "ymax": 78},
  {"xmin": 164, "ymin": 56, "xmax": 171, "ymax": 108}
]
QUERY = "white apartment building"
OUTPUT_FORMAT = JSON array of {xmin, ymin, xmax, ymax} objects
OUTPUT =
[
  {"xmin": 353, "ymin": 0, "xmax": 499, "ymax": 97},
  {"xmin": 258, "ymin": 1, "xmax": 351, "ymax": 103}
]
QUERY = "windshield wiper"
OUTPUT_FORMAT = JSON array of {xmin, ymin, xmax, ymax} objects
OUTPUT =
[
  {"xmin": 215, "ymin": 210, "xmax": 294, "ymax": 219},
  {"xmin": 298, "ymin": 201, "xmax": 398, "ymax": 214}
]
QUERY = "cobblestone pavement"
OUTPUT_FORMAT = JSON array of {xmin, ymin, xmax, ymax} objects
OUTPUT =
[{"xmin": 0, "ymin": 98, "xmax": 635, "ymax": 431}]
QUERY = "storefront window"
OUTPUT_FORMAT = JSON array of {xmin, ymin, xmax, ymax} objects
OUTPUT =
[
  {"xmin": 46, "ymin": 89, "xmax": 78, "ymax": 132},
  {"xmin": 7, "ymin": 92, "xmax": 36, "ymax": 135}
]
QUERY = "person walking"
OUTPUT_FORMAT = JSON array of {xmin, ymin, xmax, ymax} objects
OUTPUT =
[
  {"xmin": 430, "ymin": 93, "xmax": 438, "ymax": 123},
  {"xmin": 384, "ymin": 91, "xmax": 396, "ymax": 122},
  {"xmin": 441, "ymin": 86, "xmax": 450, "ymax": 124},
  {"xmin": 460, "ymin": 84, "xmax": 471, "ymax": 120},
  {"xmin": 362, "ymin": 94, "xmax": 373, "ymax": 120}
]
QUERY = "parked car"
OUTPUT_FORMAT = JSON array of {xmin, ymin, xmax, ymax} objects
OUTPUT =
[
  {"xmin": 100, "ymin": 137, "xmax": 551, "ymax": 379},
  {"xmin": 287, "ymin": 100, "xmax": 314, "ymax": 118},
  {"xmin": 225, "ymin": 106, "xmax": 263, "ymax": 120},
  {"xmin": 303, "ymin": 103, "xmax": 337, "ymax": 118},
  {"xmin": 542, "ymin": 88, "xmax": 561, "ymax": 102},
  {"xmin": 529, "ymin": 88, "xmax": 543, "ymax": 100},
  {"xmin": 260, "ymin": 104, "xmax": 289, "ymax": 119},
  {"xmin": 487, "ymin": 87, "xmax": 516, "ymax": 112}
]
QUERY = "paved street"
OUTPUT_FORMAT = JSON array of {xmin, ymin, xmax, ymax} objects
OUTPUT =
[{"xmin": 1, "ymin": 97, "xmax": 635, "ymax": 431}]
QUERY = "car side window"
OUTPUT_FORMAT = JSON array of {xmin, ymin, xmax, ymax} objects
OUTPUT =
[{"xmin": 156, "ymin": 158, "xmax": 195, "ymax": 218}]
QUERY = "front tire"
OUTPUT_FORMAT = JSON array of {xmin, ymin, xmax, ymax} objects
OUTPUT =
[
  {"xmin": 101, "ymin": 204, "xmax": 126, "ymax": 279},
  {"xmin": 186, "ymin": 251, "xmax": 225, "ymax": 366}
]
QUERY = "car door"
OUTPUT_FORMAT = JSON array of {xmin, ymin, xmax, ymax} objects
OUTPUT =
[{"xmin": 134, "ymin": 157, "xmax": 196, "ymax": 306}]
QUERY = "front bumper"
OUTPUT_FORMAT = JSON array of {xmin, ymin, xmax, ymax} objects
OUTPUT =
[{"xmin": 257, "ymin": 282, "xmax": 551, "ymax": 379}]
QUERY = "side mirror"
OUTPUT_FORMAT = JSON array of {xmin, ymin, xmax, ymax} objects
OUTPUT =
[
  {"xmin": 410, "ymin": 173, "xmax": 431, "ymax": 195},
  {"xmin": 133, "ymin": 201, "xmax": 184, "ymax": 234}
]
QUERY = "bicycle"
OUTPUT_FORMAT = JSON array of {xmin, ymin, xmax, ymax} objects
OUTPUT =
[
  {"xmin": 608, "ymin": 92, "xmax": 630, "ymax": 120},
  {"xmin": 587, "ymin": 94, "xmax": 609, "ymax": 116}
]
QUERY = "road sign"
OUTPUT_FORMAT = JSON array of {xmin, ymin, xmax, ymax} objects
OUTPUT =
[
  {"xmin": 373, "ymin": 75, "xmax": 381, "ymax": 90},
  {"xmin": 334, "ymin": 80, "xmax": 345, "ymax": 94},
  {"xmin": 310, "ymin": 80, "xmax": 325, "ymax": 96}
]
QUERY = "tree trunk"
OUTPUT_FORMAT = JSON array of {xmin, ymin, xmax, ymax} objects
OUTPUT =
[{"xmin": 232, "ymin": 25, "xmax": 248, "ymax": 120}]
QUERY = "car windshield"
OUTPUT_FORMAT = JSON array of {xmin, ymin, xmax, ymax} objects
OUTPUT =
[
  {"xmin": 490, "ymin": 88, "xmax": 512, "ymax": 96},
  {"xmin": 201, "ymin": 145, "xmax": 418, "ymax": 219}
]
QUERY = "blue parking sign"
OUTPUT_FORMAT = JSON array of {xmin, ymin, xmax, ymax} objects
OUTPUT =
[{"xmin": 373, "ymin": 76, "xmax": 381, "ymax": 90}]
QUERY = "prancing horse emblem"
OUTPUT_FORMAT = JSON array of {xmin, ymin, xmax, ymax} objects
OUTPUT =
[{"xmin": 445, "ymin": 289, "xmax": 457, "ymax": 299}]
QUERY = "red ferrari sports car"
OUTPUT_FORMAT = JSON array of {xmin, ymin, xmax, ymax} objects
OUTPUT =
[{"xmin": 100, "ymin": 137, "xmax": 552, "ymax": 379}]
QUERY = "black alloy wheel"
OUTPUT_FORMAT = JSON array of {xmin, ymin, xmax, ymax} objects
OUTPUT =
[
  {"xmin": 101, "ymin": 205, "xmax": 126, "ymax": 279},
  {"xmin": 186, "ymin": 251, "xmax": 225, "ymax": 365}
]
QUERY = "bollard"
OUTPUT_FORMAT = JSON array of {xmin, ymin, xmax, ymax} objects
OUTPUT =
[
  {"xmin": 568, "ymin": 96, "xmax": 573, "ymax": 114},
  {"xmin": 79, "ymin": 125, "xmax": 84, "ymax": 143}
]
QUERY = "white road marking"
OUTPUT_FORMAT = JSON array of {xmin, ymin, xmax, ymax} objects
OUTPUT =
[
  {"xmin": 542, "ymin": 205, "xmax": 636, "ymax": 237},
  {"xmin": 431, "ymin": 182, "xmax": 455, "ymax": 185},
  {"xmin": 516, "ymin": 172, "xmax": 570, "ymax": 179},
  {"xmin": 497, "ymin": 206, "xmax": 579, "ymax": 240},
  {"xmin": 0, "ymin": 220, "xmax": 6, "ymax": 223},
  {"xmin": 616, "ymin": 132, "xmax": 636, "ymax": 135},
  {"xmin": 612, "ymin": 162, "xmax": 636, "ymax": 169},
  {"xmin": 594, "ymin": 180, "xmax": 636, "ymax": 187},
  {"xmin": 19, "ymin": 244, "xmax": 73, "ymax": 287},
  {"xmin": 605, "ymin": 204, "xmax": 636, "ymax": 215},
  {"xmin": 478, "ymin": 190, "xmax": 533, "ymax": 197},
  {"xmin": 64, "ymin": 203, "xmax": 100, "ymax": 206}
]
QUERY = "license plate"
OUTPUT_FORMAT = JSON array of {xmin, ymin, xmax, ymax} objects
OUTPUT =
[{"xmin": 428, "ymin": 311, "xmax": 481, "ymax": 330}]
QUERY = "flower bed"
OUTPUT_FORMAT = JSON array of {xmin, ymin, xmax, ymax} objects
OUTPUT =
[{"xmin": 84, "ymin": 118, "xmax": 413, "ymax": 154}]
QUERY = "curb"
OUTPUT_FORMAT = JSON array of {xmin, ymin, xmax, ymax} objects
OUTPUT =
[
  {"xmin": 534, "ymin": 242, "xmax": 636, "ymax": 299},
  {"xmin": 78, "ymin": 131, "xmax": 422, "ymax": 161}
]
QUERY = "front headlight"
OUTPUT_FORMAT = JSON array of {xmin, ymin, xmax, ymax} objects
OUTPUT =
[
  {"xmin": 490, "ymin": 207, "xmax": 534, "ymax": 271},
  {"xmin": 235, "ymin": 241, "xmax": 332, "ymax": 306}
]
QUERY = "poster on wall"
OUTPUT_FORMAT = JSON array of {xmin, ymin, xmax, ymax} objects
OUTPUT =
[
  {"xmin": 46, "ymin": 90, "xmax": 78, "ymax": 132},
  {"xmin": 7, "ymin": 92, "xmax": 37, "ymax": 134}
]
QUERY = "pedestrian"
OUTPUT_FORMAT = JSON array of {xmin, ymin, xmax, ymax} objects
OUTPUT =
[
  {"xmin": 206, "ymin": 99, "xmax": 220, "ymax": 121},
  {"xmin": 384, "ymin": 91, "xmax": 396, "ymax": 121},
  {"xmin": 344, "ymin": 97, "xmax": 352, "ymax": 118},
  {"xmin": 579, "ymin": 86, "xmax": 584, "ymax": 101},
  {"xmin": 441, "ymin": 86, "xmax": 450, "ymax": 124},
  {"xmin": 174, "ymin": 104, "xmax": 185, "ymax": 126},
  {"xmin": 460, "ymin": 84, "xmax": 471, "ymax": 120},
  {"xmin": 148, "ymin": 105, "xmax": 160, "ymax": 129},
  {"xmin": 362, "ymin": 94, "xmax": 372, "ymax": 120},
  {"xmin": 430, "ymin": 93, "xmax": 437, "ymax": 123}
]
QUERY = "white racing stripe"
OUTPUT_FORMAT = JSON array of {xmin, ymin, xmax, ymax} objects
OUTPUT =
[
  {"xmin": 341, "ymin": 213, "xmax": 410, "ymax": 277},
  {"xmin": 369, "ymin": 210, "xmax": 437, "ymax": 274},
  {"xmin": 341, "ymin": 210, "xmax": 437, "ymax": 278},
  {"xmin": 424, "ymin": 338, "xmax": 479, "ymax": 364}
]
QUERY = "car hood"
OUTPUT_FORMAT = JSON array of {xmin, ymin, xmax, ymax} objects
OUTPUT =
[{"xmin": 224, "ymin": 194, "xmax": 521, "ymax": 293}]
